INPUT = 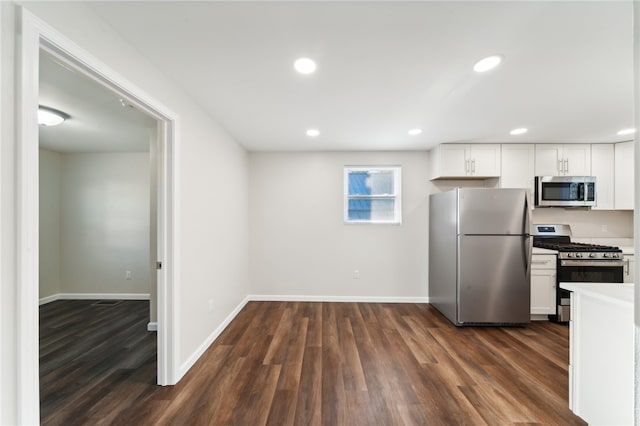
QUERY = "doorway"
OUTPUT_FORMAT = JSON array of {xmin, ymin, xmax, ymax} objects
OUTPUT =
[
  {"xmin": 18, "ymin": 10, "xmax": 178, "ymax": 424},
  {"xmin": 38, "ymin": 49, "xmax": 158, "ymax": 420}
]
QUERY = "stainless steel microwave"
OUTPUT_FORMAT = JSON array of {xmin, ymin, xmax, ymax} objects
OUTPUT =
[{"xmin": 535, "ymin": 176, "xmax": 596, "ymax": 207}]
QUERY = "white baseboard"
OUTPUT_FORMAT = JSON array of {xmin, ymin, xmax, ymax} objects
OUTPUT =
[
  {"xmin": 248, "ymin": 294, "xmax": 430, "ymax": 303},
  {"xmin": 147, "ymin": 322, "xmax": 158, "ymax": 331},
  {"xmin": 178, "ymin": 295, "xmax": 251, "ymax": 380},
  {"xmin": 39, "ymin": 293, "xmax": 150, "ymax": 305},
  {"xmin": 530, "ymin": 314, "xmax": 551, "ymax": 321},
  {"xmin": 38, "ymin": 294, "xmax": 59, "ymax": 306}
]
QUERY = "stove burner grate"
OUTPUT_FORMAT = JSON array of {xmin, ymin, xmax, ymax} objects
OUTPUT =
[{"xmin": 533, "ymin": 241, "xmax": 621, "ymax": 253}]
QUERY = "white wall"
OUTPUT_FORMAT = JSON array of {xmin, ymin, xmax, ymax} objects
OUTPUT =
[
  {"xmin": 532, "ymin": 209, "xmax": 633, "ymax": 239},
  {"xmin": 2, "ymin": 3, "xmax": 250, "ymax": 422},
  {"xmin": 39, "ymin": 149, "xmax": 62, "ymax": 299},
  {"xmin": 249, "ymin": 151, "xmax": 430, "ymax": 300},
  {"xmin": 59, "ymin": 152, "xmax": 151, "ymax": 295},
  {"xmin": 40, "ymin": 150, "xmax": 153, "ymax": 299}
]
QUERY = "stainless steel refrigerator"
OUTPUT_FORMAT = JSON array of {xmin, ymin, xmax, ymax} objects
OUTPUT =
[{"xmin": 429, "ymin": 188, "xmax": 531, "ymax": 326}]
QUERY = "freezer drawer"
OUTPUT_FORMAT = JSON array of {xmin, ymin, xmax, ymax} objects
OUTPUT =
[{"xmin": 457, "ymin": 235, "xmax": 531, "ymax": 324}]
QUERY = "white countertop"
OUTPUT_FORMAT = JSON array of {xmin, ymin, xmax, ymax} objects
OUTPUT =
[
  {"xmin": 560, "ymin": 282, "xmax": 634, "ymax": 306},
  {"xmin": 532, "ymin": 247, "xmax": 557, "ymax": 254},
  {"xmin": 619, "ymin": 246, "xmax": 634, "ymax": 255}
]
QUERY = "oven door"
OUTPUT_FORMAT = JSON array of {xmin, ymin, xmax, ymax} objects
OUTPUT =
[
  {"xmin": 554, "ymin": 259, "xmax": 624, "ymax": 322},
  {"xmin": 558, "ymin": 259, "xmax": 624, "ymax": 283}
]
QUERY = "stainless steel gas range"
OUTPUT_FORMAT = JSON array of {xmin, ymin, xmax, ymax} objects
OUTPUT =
[{"xmin": 532, "ymin": 224, "xmax": 624, "ymax": 322}]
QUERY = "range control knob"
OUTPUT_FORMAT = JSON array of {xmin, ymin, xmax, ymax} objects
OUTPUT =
[
  {"xmin": 589, "ymin": 253, "xmax": 596, "ymax": 258},
  {"xmin": 577, "ymin": 253, "xmax": 583, "ymax": 258},
  {"xmin": 603, "ymin": 253, "xmax": 610, "ymax": 258},
  {"xmin": 567, "ymin": 253, "xmax": 574, "ymax": 258}
]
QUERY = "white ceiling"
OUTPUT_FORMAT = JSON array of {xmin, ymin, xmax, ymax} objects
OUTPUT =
[
  {"xmin": 51, "ymin": 1, "xmax": 635, "ymax": 152},
  {"xmin": 39, "ymin": 51, "xmax": 156, "ymax": 153}
]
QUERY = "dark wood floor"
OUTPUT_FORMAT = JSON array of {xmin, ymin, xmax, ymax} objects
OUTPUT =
[{"xmin": 40, "ymin": 300, "xmax": 586, "ymax": 425}]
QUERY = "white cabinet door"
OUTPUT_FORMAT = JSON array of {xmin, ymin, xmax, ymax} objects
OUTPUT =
[
  {"xmin": 623, "ymin": 255, "xmax": 634, "ymax": 283},
  {"xmin": 534, "ymin": 144, "xmax": 563, "ymax": 176},
  {"xmin": 590, "ymin": 144, "xmax": 614, "ymax": 210},
  {"xmin": 438, "ymin": 144, "xmax": 469, "ymax": 177},
  {"xmin": 501, "ymin": 144, "xmax": 534, "ymax": 190},
  {"xmin": 535, "ymin": 144, "xmax": 591, "ymax": 176},
  {"xmin": 563, "ymin": 144, "xmax": 591, "ymax": 175},
  {"xmin": 430, "ymin": 144, "xmax": 500, "ymax": 179},
  {"xmin": 530, "ymin": 254, "xmax": 556, "ymax": 315},
  {"xmin": 614, "ymin": 141, "xmax": 634, "ymax": 210},
  {"xmin": 470, "ymin": 144, "xmax": 501, "ymax": 177}
]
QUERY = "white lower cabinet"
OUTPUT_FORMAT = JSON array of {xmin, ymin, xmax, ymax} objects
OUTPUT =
[
  {"xmin": 530, "ymin": 254, "xmax": 556, "ymax": 315},
  {"xmin": 623, "ymin": 254, "xmax": 634, "ymax": 283},
  {"xmin": 565, "ymin": 284, "xmax": 634, "ymax": 425}
]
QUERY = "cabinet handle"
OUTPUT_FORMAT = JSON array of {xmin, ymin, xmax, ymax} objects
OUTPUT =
[
  {"xmin": 564, "ymin": 159, "xmax": 569, "ymax": 174},
  {"xmin": 471, "ymin": 159, "xmax": 476, "ymax": 174},
  {"xmin": 625, "ymin": 258, "xmax": 630, "ymax": 275},
  {"xmin": 465, "ymin": 159, "xmax": 469, "ymax": 173},
  {"xmin": 558, "ymin": 159, "xmax": 563, "ymax": 174},
  {"xmin": 531, "ymin": 260, "xmax": 551, "ymax": 264}
]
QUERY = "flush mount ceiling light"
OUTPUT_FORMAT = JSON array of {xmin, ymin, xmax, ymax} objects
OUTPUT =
[
  {"xmin": 617, "ymin": 128, "xmax": 636, "ymax": 136},
  {"xmin": 473, "ymin": 55, "xmax": 502, "ymax": 73},
  {"xmin": 294, "ymin": 57, "xmax": 317, "ymax": 74},
  {"xmin": 306, "ymin": 129, "xmax": 320, "ymax": 137},
  {"xmin": 408, "ymin": 128, "xmax": 423, "ymax": 136},
  {"xmin": 510, "ymin": 127, "xmax": 528, "ymax": 135},
  {"xmin": 38, "ymin": 105, "xmax": 70, "ymax": 126}
]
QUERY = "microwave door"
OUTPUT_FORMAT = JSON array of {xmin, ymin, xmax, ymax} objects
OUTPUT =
[{"xmin": 535, "ymin": 176, "xmax": 597, "ymax": 207}]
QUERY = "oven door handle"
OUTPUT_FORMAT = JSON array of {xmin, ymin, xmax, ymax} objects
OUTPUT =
[{"xmin": 560, "ymin": 260, "xmax": 625, "ymax": 267}]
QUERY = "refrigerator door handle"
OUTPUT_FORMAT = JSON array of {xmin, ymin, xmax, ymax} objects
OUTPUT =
[
  {"xmin": 523, "ymin": 192, "xmax": 532, "ymax": 277},
  {"xmin": 524, "ymin": 235, "xmax": 532, "ymax": 277},
  {"xmin": 524, "ymin": 190, "xmax": 532, "ymax": 235}
]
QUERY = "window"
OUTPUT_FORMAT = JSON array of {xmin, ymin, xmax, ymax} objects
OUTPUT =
[{"xmin": 344, "ymin": 166, "xmax": 401, "ymax": 224}]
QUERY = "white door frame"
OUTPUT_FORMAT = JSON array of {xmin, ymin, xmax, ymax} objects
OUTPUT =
[{"xmin": 17, "ymin": 8, "xmax": 180, "ymax": 424}]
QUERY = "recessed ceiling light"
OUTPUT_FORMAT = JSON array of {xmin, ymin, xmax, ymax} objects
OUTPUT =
[
  {"xmin": 473, "ymin": 55, "xmax": 502, "ymax": 73},
  {"xmin": 306, "ymin": 129, "xmax": 320, "ymax": 137},
  {"xmin": 617, "ymin": 128, "xmax": 636, "ymax": 136},
  {"xmin": 408, "ymin": 128, "xmax": 423, "ymax": 136},
  {"xmin": 294, "ymin": 57, "xmax": 317, "ymax": 74},
  {"xmin": 510, "ymin": 127, "xmax": 528, "ymax": 135},
  {"xmin": 38, "ymin": 106, "xmax": 70, "ymax": 126}
]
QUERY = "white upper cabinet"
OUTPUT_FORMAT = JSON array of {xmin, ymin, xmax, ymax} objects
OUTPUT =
[
  {"xmin": 534, "ymin": 144, "xmax": 591, "ymax": 176},
  {"xmin": 430, "ymin": 144, "xmax": 500, "ymax": 179},
  {"xmin": 590, "ymin": 144, "xmax": 614, "ymax": 210},
  {"xmin": 471, "ymin": 144, "xmax": 502, "ymax": 176},
  {"xmin": 500, "ymin": 144, "xmax": 535, "ymax": 191},
  {"xmin": 614, "ymin": 141, "xmax": 634, "ymax": 210},
  {"xmin": 435, "ymin": 144, "xmax": 468, "ymax": 177}
]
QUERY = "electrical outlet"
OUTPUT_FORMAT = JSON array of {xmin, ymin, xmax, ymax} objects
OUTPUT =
[
  {"xmin": 125, "ymin": 270, "xmax": 132, "ymax": 280},
  {"xmin": 353, "ymin": 269, "xmax": 360, "ymax": 279},
  {"xmin": 601, "ymin": 224, "xmax": 608, "ymax": 232}
]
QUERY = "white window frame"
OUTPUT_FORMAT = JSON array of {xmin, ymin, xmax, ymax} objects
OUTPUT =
[{"xmin": 343, "ymin": 166, "xmax": 402, "ymax": 224}]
